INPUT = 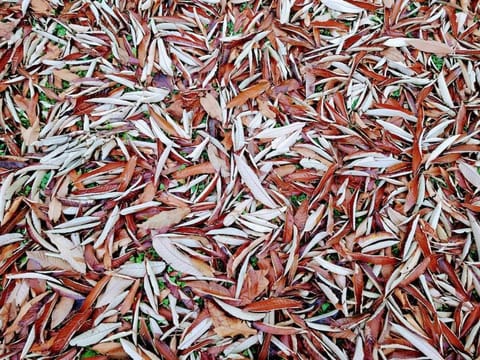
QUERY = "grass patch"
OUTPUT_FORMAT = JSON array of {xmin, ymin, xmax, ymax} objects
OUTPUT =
[{"xmin": 431, "ymin": 55, "xmax": 444, "ymax": 71}]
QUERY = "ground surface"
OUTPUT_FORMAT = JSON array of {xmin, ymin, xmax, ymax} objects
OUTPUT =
[{"xmin": 1, "ymin": 0, "xmax": 480, "ymax": 359}]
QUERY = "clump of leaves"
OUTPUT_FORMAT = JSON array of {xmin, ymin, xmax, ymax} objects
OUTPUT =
[
  {"xmin": 191, "ymin": 182, "xmax": 206, "ymax": 194},
  {"xmin": 350, "ymin": 98, "xmax": 359, "ymax": 110},
  {"xmin": 249, "ymin": 255, "xmax": 259, "ymax": 269},
  {"xmin": 372, "ymin": 11, "xmax": 384, "ymax": 24},
  {"xmin": 226, "ymin": 20, "xmax": 242, "ymax": 36},
  {"xmin": 319, "ymin": 302, "xmax": 332, "ymax": 314}
]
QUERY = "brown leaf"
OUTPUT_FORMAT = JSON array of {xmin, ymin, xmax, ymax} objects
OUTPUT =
[
  {"xmin": 172, "ymin": 163, "xmax": 216, "ymax": 179},
  {"xmin": 239, "ymin": 269, "xmax": 269, "ymax": 304},
  {"xmin": 138, "ymin": 207, "xmax": 190, "ymax": 231},
  {"xmin": 243, "ymin": 298, "xmax": 302, "ymax": 312},
  {"xmin": 207, "ymin": 301, "xmax": 257, "ymax": 337}
]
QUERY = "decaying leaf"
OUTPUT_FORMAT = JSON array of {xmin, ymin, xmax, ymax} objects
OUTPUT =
[
  {"xmin": 207, "ymin": 301, "xmax": 257, "ymax": 337},
  {"xmin": 1, "ymin": 1, "xmax": 479, "ymax": 358}
]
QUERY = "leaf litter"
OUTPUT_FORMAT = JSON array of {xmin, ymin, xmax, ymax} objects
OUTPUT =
[{"xmin": 1, "ymin": 0, "xmax": 480, "ymax": 359}]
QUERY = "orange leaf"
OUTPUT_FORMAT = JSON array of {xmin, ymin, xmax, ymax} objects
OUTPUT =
[
  {"xmin": 172, "ymin": 163, "xmax": 215, "ymax": 179},
  {"xmin": 118, "ymin": 156, "xmax": 137, "ymax": 192},
  {"xmin": 227, "ymin": 80, "xmax": 270, "ymax": 108}
]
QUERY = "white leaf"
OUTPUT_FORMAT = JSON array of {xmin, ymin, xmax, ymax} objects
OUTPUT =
[
  {"xmin": 138, "ymin": 207, "xmax": 190, "ymax": 230},
  {"xmin": 214, "ymin": 298, "xmax": 266, "ymax": 321},
  {"xmin": 390, "ymin": 323, "xmax": 443, "ymax": 360},
  {"xmin": 314, "ymin": 256, "xmax": 354, "ymax": 276},
  {"xmin": 458, "ymin": 162, "xmax": 480, "ymax": 189},
  {"xmin": 437, "ymin": 71, "xmax": 454, "ymax": 108},
  {"xmin": 255, "ymin": 123, "xmax": 305, "ymax": 139},
  {"xmin": 321, "ymin": 0, "xmax": 363, "ymax": 13},
  {"xmin": 118, "ymin": 261, "xmax": 166, "ymax": 278},
  {"xmin": 468, "ymin": 212, "xmax": 480, "ymax": 261},
  {"xmin": 178, "ymin": 317, "xmax": 213, "ymax": 350},
  {"xmin": 235, "ymin": 154, "xmax": 276, "ymax": 208},
  {"xmin": 96, "ymin": 277, "xmax": 133, "ymax": 308},
  {"xmin": 200, "ymin": 93, "xmax": 222, "ymax": 120},
  {"xmin": 348, "ymin": 156, "xmax": 402, "ymax": 168},
  {"xmin": 377, "ymin": 120, "xmax": 413, "ymax": 142},
  {"xmin": 157, "ymin": 38, "xmax": 174, "ymax": 76},
  {"xmin": 0, "ymin": 233, "xmax": 23, "ymax": 247},
  {"xmin": 51, "ymin": 297, "xmax": 75, "ymax": 329},
  {"xmin": 70, "ymin": 323, "xmax": 122, "ymax": 347},
  {"xmin": 365, "ymin": 108, "xmax": 416, "ymax": 122},
  {"xmin": 47, "ymin": 234, "xmax": 86, "ymax": 274},
  {"xmin": 94, "ymin": 205, "xmax": 119, "ymax": 249},
  {"xmin": 384, "ymin": 38, "xmax": 409, "ymax": 47},
  {"xmin": 153, "ymin": 235, "xmax": 204, "ymax": 277},
  {"xmin": 425, "ymin": 135, "xmax": 459, "ymax": 168},
  {"xmin": 120, "ymin": 338, "xmax": 143, "ymax": 360}
]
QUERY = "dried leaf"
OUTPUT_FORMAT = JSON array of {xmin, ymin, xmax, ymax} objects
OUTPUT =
[{"xmin": 207, "ymin": 301, "xmax": 257, "ymax": 338}]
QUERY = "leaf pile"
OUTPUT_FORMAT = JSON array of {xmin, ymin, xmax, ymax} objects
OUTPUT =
[{"xmin": 1, "ymin": 0, "xmax": 480, "ymax": 359}]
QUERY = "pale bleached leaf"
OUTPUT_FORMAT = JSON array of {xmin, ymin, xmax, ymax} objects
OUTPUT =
[
  {"xmin": 458, "ymin": 162, "xmax": 480, "ymax": 189},
  {"xmin": 214, "ymin": 298, "xmax": 266, "ymax": 321},
  {"xmin": 70, "ymin": 323, "xmax": 122, "ymax": 347},
  {"xmin": 390, "ymin": 323, "xmax": 443, "ymax": 360},
  {"xmin": 153, "ymin": 235, "xmax": 204, "ymax": 277},
  {"xmin": 120, "ymin": 338, "xmax": 143, "ymax": 360},
  {"xmin": 234, "ymin": 154, "xmax": 276, "ymax": 208},
  {"xmin": 321, "ymin": 0, "xmax": 363, "ymax": 13},
  {"xmin": 46, "ymin": 233, "xmax": 86, "ymax": 274}
]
